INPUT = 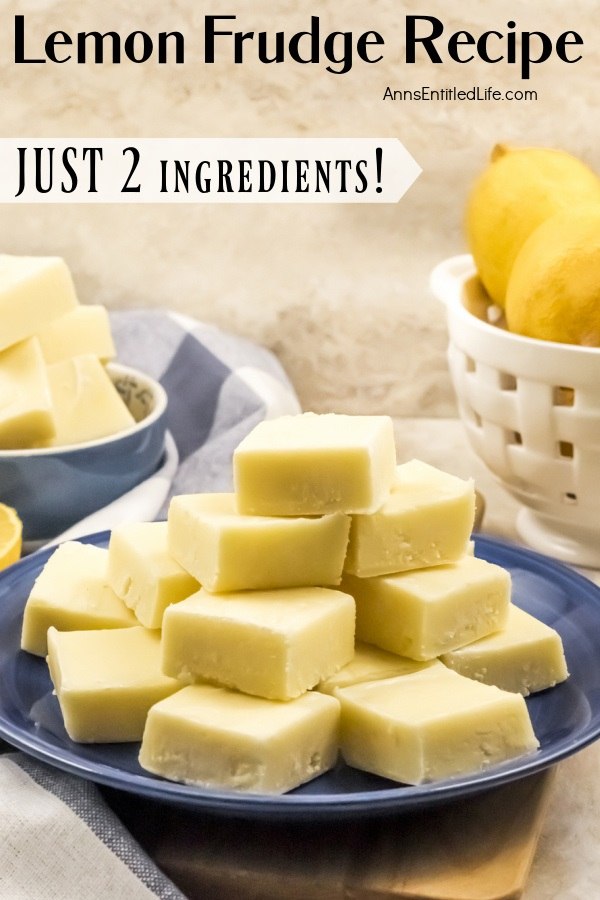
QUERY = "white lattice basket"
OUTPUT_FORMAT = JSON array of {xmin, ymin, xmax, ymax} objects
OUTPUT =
[{"xmin": 431, "ymin": 255, "xmax": 600, "ymax": 567}]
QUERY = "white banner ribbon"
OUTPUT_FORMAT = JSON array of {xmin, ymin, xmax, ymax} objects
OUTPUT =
[{"xmin": 0, "ymin": 138, "xmax": 421, "ymax": 204}]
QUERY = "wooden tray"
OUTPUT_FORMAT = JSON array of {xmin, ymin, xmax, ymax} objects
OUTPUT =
[{"xmin": 108, "ymin": 767, "xmax": 554, "ymax": 900}]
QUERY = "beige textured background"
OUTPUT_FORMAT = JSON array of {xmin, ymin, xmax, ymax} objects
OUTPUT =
[{"xmin": 1, "ymin": 0, "xmax": 598, "ymax": 414}]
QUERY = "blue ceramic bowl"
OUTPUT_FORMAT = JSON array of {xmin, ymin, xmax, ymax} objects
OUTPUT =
[{"xmin": 0, "ymin": 363, "xmax": 168, "ymax": 542}]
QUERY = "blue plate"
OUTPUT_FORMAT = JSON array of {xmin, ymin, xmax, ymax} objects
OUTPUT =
[{"xmin": 1, "ymin": 532, "xmax": 600, "ymax": 821}]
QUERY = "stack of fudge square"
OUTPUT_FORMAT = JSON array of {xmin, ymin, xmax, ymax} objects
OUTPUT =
[
  {"xmin": 21, "ymin": 413, "xmax": 568, "ymax": 795},
  {"xmin": 0, "ymin": 255, "xmax": 134, "ymax": 450}
]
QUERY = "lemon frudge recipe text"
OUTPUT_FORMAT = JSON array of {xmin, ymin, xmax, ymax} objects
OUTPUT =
[{"xmin": 11, "ymin": 14, "xmax": 583, "ymax": 79}]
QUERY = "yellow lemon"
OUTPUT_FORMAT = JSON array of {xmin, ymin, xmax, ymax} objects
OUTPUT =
[
  {"xmin": 0, "ymin": 503, "xmax": 23, "ymax": 570},
  {"xmin": 466, "ymin": 145, "xmax": 600, "ymax": 307},
  {"xmin": 505, "ymin": 206, "xmax": 600, "ymax": 346}
]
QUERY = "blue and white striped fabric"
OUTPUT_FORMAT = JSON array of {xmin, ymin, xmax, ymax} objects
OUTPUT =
[
  {"xmin": 0, "ymin": 312, "xmax": 300, "ymax": 898},
  {"xmin": 0, "ymin": 752, "xmax": 186, "ymax": 900},
  {"xmin": 111, "ymin": 309, "xmax": 301, "ymax": 505}
]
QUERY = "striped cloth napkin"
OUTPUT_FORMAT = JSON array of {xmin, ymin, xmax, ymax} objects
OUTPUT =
[
  {"xmin": 0, "ymin": 310, "xmax": 300, "ymax": 899},
  {"xmin": 110, "ymin": 310, "xmax": 300, "ymax": 505}
]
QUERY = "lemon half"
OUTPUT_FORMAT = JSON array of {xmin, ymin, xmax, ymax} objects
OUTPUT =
[{"xmin": 0, "ymin": 504, "xmax": 23, "ymax": 570}]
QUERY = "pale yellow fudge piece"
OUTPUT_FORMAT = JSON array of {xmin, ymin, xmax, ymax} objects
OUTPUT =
[
  {"xmin": 344, "ymin": 460, "xmax": 476, "ymax": 577},
  {"xmin": 0, "ymin": 337, "xmax": 55, "ymax": 448},
  {"xmin": 317, "ymin": 643, "xmax": 443, "ymax": 695},
  {"xmin": 21, "ymin": 542, "xmax": 137, "ymax": 656},
  {"xmin": 44, "ymin": 354, "xmax": 135, "ymax": 446},
  {"xmin": 47, "ymin": 626, "xmax": 181, "ymax": 743},
  {"xmin": 441, "ymin": 604, "xmax": 569, "ymax": 695},
  {"xmin": 36, "ymin": 305, "xmax": 116, "ymax": 365},
  {"xmin": 108, "ymin": 521, "xmax": 200, "ymax": 629},
  {"xmin": 139, "ymin": 683, "xmax": 340, "ymax": 794},
  {"xmin": 233, "ymin": 412, "xmax": 397, "ymax": 516},
  {"xmin": 168, "ymin": 493, "xmax": 350, "ymax": 592},
  {"xmin": 0, "ymin": 254, "xmax": 78, "ymax": 352},
  {"xmin": 162, "ymin": 587, "xmax": 355, "ymax": 700},
  {"xmin": 337, "ymin": 666, "xmax": 539, "ymax": 784},
  {"xmin": 343, "ymin": 555, "xmax": 511, "ymax": 661}
]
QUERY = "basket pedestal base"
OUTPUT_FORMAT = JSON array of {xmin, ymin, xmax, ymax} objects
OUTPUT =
[{"xmin": 517, "ymin": 508, "xmax": 600, "ymax": 568}]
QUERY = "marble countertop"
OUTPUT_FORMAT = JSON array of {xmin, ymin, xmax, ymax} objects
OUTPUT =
[{"xmin": 395, "ymin": 418, "xmax": 600, "ymax": 900}]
